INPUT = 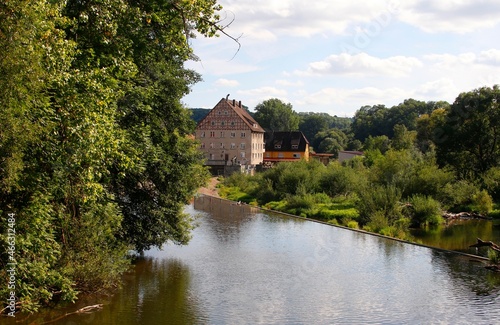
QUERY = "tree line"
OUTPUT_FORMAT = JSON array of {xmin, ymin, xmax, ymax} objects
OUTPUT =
[
  {"xmin": 0, "ymin": 0, "xmax": 224, "ymax": 313},
  {"xmin": 218, "ymin": 86, "xmax": 500, "ymax": 244}
]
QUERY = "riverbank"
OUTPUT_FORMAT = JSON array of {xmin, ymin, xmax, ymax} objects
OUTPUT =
[{"xmin": 197, "ymin": 177, "xmax": 220, "ymax": 197}]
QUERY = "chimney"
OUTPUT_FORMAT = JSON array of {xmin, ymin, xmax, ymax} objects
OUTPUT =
[
  {"xmin": 232, "ymin": 99, "xmax": 235, "ymax": 106},
  {"xmin": 239, "ymin": 101, "xmax": 242, "ymax": 107}
]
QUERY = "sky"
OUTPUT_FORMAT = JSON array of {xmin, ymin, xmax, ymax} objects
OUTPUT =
[{"xmin": 182, "ymin": 0, "xmax": 500, "ymax": 117}]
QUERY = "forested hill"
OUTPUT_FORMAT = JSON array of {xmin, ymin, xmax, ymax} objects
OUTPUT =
[{"xmin": 190, "ymin": 108, "xmax": 211, "ymax": 123}]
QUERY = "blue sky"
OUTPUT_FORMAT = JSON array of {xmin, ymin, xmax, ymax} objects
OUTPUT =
[{"xmin": 182, "ymin": 0, "xmax": 500, "ymax": 117}]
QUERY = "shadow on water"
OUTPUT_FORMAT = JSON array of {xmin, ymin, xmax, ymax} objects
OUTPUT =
[
  {"xmin": 410, "ymin": 219, "xmax": 500, "ymax": 257},
  {"xmin": 9, "ymin": 258, "xmax": 203, "ymax": 325}
]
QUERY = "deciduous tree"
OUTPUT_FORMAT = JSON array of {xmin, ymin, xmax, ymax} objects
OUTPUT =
[{"xmin": 254, "ymin": 98, "xmax": 300, "ymax": 131}]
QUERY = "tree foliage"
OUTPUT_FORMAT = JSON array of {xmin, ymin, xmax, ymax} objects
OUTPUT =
[
  {"xmin": 254, "ymin": 98, "xmax": 300, "ymax": 131},
  {"xmin": 436, "ymin": 85, "xmax": 500, "ymax": 178},
  {"xmin": 1, "ymin": 0, "xmax": 218, "ymax": 312}
]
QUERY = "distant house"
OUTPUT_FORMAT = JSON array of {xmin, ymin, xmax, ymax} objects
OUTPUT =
[
  {"xmin": 264, "ymin": 131, "xmax": 310, "ymax": 163},
  {"xmin": 310, "ymin": 152, "xmax": 334, "ymax": 165},
  {"xmin": 195, "ymin": 97, "xmax": 265, "ymax": 174},
  {"xmin": 338, "ymin": 150, "xmax": 364, "ymax": 163}
]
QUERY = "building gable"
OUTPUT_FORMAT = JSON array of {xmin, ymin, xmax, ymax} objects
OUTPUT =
[{"xmin": 197, "ymin": 97, "xmax": 265, "ymax": 133}]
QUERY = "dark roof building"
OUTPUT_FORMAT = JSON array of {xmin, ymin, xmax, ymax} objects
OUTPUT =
[{"xmin": 264, "ymin": 131, "xmax": 310, "ymax": 163}]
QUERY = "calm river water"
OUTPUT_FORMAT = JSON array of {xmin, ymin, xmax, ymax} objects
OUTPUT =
[{"xmin": 16, "ymin": 196, "xmax": 500, "ymax": 324}]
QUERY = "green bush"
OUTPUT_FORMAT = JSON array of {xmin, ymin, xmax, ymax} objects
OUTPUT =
[
  {"xmin": 405, "ymin": 195, "xmax": 442, "ymax": 227},
  {"xmin": 483, "ymin": 167, "xmax": 500, "ymax": 201},
  {"xmin": 346, "ymin": 220, "xmax": 359, "ymax": 229},
  {"xmin": 438, "ymin": 180, "xmax": 479, "ymax": 211},
  {"xmin": 357, "ymin": 185, "xmax": 402, "ymax": 226},
  {"xmin": 286, "ymin": 194, "xmax": 315, "ymax": 210},
  {"xmin": 327, "ymin": 219, "xmax": 339, "ymax": 225},
  {"xmin": 364, "ymin": 210, "xmax": 389, "ymax": 233},
  {"xmin": 316, "ymin": 208, "xmax": 359, "ymax": 221},
  {"xmin": 472, "ymin": 190, "xmax": 493, "ymax": 215},
  {"xmin": 263, "ymin": 201, "xmax": 287, "ymax": 211}
]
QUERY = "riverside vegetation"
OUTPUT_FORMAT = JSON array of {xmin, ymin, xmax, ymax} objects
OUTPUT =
[{"xmin": 217, "ymin": 86, "xmax": 500, "ymax": 268}]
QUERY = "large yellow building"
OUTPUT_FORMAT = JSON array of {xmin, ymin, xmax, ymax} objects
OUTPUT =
[{"xmin": 195, "ymin": 97, "xmax": 265, "ymax": 171}]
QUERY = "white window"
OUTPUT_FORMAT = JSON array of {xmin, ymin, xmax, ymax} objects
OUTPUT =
[
  {"xmin": 210, "ymin": 143, "xmax": 214, "ymax": 148},
  {"xmin": 240, "ymin": 152, "xmax": 245, "ymax": 158},
  {"xmin": 240, "ymin": 143, "xmax": 246, "ymax": 149},
  {"xmin": 200, "ymin": 132, "xmax": 205, "ymax": 138},
  {"xmin": 241, "ymin": 132, "xmax": 246, "ymax": 138},
  {"xmin": 210, "ymin": 154, "xmax": 215, "ymax": 160},
  {"xmin": 220, "ymin": 143, "xmax": 224, "ymax": 149},
  {"xmin": 230, "ymin": 132, "xmax": 236, "ymax": 138},
  {"xmin": 230, "ymin": 143, "xmax": 236, "ymax": 149},
  {"xmin": 201, "ymin": 143, "xmax": 205, "ymax": 149},
  {"xmin": 210, "ymin": 131, "xmax": 215, "ymax": 138},
  {"xmin": 220, "ymin": 131, "xmax": 224, "ymax": 138}
]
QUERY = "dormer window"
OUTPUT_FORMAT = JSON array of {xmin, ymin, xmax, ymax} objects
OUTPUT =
[
  {"xmin": 274, "ymin": 145, "xmax": 281, "ymax": 149},
  {"xmin": 292, "ymin": 145, "xmax": 299, "ymax": 149}
]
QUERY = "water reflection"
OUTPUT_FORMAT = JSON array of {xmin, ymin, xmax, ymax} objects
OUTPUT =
[
  {"xmin": 411, "ymin": 219, "xmax": 500, "ymax": 256},
  {"xmin": 11, "ymin": 196, "xmax": 500, "ymax": 325}
]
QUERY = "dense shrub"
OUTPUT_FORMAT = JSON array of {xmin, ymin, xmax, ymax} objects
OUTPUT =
[
  {"xmin": 483, "ymin": 167, "xmax": 500, "ymax": 201},
  {"xmin": 472, "ymin": 190, "xmax": 493, "ymax": 215},
  {"xmin": 364, "ymin": 210, "xmax": 390, "ymax": 233},
  {"xmin": 438, "ymin": 180, "xmax": 480, "ymax": 211},
  {"xmin": 357, "ymin": 185, "xmax": 402, "ymax": 226},
  {"xmin": 404, "ymin": 195, "xmax": 442, "ymax": 227},
  {"xmin": 319, "ymin": 162, "xmax": 368, "ymax": 197},
  {"xmin": 346, "ymin": 220, "xmax": 359, "ymax": 229}
]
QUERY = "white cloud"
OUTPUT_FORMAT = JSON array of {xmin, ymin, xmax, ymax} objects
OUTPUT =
[
  {"xmin": 424, "ymin": 53, "xmax": 476, "ymax": 66},
  {"xmin": 235, "ymin": 87, "xmax": 289, "ymax": 109},
  {"xmin": 399, "ymin": 0, "xmax": 500, "ymax": 33},
  {"xmin": 219, "ymin": 0, "xmax": 399, "ymax": 42},
  {"xmin": 186, "ymin": 56, "xmax": 260, "ymax": 76},
  {"xmin": 238, "ymin": 86, "xmax": 287, "ymax": 97},
  {"xmin": 215, "ymin": 78, "xmax": 240, "ymax": 87},
  {"xmin": 275, "ymin": 79, "xmax": 304, "ymax": 87},
  {"xmin": 218, "ymin": 0, "xmax": 500, "ymax": 44},
  {"xmin": 296, "ymin": 86, "xmax": 411, "ymax": 110},
  {"xmin": 296, "ymin": 53, "xmax": 422, "ymax": 77},
  {"xmin": 415, "ymin": 78, "xmax": 459, "ymax": 99},
  {"xmin": 477, "ymin": 49, "xmax": 500, "ymax": 65},
  {"xmin": 423, "ymin": 50, "xmax": 500, "ymax": 67}
]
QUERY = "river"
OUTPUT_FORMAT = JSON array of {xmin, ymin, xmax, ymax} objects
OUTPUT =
[{"xmin": 12, "ymin": 195, "xmax": 500, "ymax": 324}]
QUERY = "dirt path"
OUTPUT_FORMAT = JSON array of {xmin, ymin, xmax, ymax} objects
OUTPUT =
[{"xmin": 197, "ymin": 177, "xmax": 220, "ymax": 197}]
